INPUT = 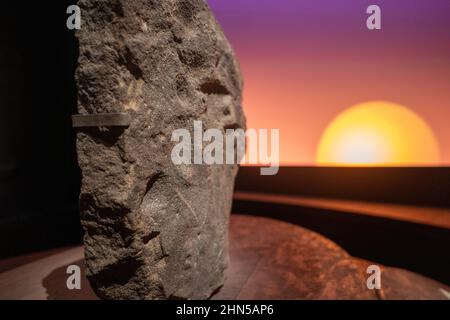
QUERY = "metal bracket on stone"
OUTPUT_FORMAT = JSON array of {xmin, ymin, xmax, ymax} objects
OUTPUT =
[{"xmin": 72, "ymin": 113, "xmax": 131, "ymax": 128}]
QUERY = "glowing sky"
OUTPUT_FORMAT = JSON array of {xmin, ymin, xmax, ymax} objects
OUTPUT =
[{"xmin": 208, "ymin": 0, "xmax": 450, "ymax": 165}]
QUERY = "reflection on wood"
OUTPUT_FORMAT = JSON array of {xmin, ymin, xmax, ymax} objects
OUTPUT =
[{"xmin": 234, "ymin": 192, "xmax": 450, "ymax": 229}]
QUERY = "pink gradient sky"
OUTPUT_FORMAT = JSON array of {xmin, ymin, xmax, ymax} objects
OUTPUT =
[{"xmin": 208, "ymin": 0, "xmax": 450, "ymax": 165}]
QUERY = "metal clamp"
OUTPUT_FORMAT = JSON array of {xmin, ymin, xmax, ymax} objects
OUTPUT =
[{"xmin": 72, "ymin": 113, "xmax": 131, "ymax": 128}]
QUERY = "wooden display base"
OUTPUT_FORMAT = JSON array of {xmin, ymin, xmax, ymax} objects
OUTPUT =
[{"xmin": 0, "ymin": 215, "xmax": 448, "ymax": 300}]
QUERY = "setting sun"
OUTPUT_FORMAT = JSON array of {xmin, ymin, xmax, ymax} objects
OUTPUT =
[{"xmin": 316, "ymin": 101, "xmax": 441, "ymax": 166}]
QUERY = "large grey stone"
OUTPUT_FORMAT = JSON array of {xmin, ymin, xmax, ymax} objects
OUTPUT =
[{"xmin": 75, "ymin": 0, "xmax": 245, "ymax": 299}]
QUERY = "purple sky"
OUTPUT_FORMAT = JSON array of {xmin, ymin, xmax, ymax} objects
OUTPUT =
[{"xmin": 206, "ymin": 0, "xmax": 450, "ymax": 165}]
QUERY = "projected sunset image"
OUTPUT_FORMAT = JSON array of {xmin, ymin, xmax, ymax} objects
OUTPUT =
[
  {"xmin": 209, "ymin": 0, "xmax": 450, "ymax": 166},
  {"xmin": 316, "ymin": 101, "xmax": 441, "ymax": 166}
]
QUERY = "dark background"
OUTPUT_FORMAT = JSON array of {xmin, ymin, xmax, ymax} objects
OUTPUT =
[
  {"xmin": 0, "ymin": 2, "xmax": 448, "ymax": 285},
  {"xmin": 0, "ymin": 2, "xmax": 81, "ymax": 257}
]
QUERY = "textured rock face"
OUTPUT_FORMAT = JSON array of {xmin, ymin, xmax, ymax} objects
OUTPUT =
[{"xmin": 75, "ymin": 0, "xmax": 245, "ymax": 299}]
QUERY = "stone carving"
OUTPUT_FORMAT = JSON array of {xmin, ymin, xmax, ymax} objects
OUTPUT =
[{"xmin": 75, "ymin": 0, "xmax": 245, "ymax": 299}]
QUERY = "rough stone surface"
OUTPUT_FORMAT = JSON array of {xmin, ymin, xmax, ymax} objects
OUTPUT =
[{"xmin": 75, "ymin": 0, "xmax": 245, "ymax": 300}]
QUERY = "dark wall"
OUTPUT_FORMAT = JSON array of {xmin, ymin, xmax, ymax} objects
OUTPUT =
[
  {"xmin": 0, "ymin": 2, "xmax": 82, "ymax": 258},
  {"xmin": 236, "ymin": 166, "xmax": 450, "ymax": 208}
]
